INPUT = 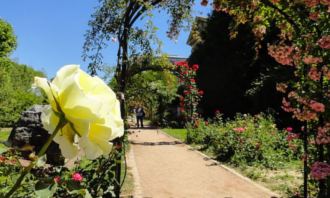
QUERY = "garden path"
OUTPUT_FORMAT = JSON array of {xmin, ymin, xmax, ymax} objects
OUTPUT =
[{"xmin": 127, "ymin": 127, "xmax": 278, "ymax": 198}]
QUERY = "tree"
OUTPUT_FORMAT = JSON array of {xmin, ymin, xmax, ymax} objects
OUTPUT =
[
  {"xmin": 83, "ymin": 0, "xmax": 194, "ymax": 119},
  {"xmin": 189, "ymin": 11, "xmax": 295, "ymax": 127},
  {"xmin": 109, "ymin": 54, "xmax": 178, "ymax": 125},
  {"xmin": 0, "ymin": 19, "xmax": 17, "ymax": 58},
  {"xmin": 0, "ymin": 58, "xmax": 44, "ymax": 127},
  {"xmin": 201, "ymin": 0, "xmax": 330, "ymax": 197}
]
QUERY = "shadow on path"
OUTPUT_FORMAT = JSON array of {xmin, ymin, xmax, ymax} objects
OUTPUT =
[{"xmin": 129, "ymin": 140, "xmax": 182, "ymax": 146}]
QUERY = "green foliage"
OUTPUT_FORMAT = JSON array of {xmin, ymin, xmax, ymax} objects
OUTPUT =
[
  {"xmin": 162, "ymin": 128, "xmax": 187, "ymax": 142},
  {"xmin": 0, "ymin": 58, "xmax": 44, "ymax": 127},
  {"xmin": 0, "ymin": 153, "xmax": 118, "ymax": 197},
  {"xmin": 83, "ymin": 0, "xmax": 193, "ymax": 75},
  {"xmin": 0, "ymin": 19, "xmax": 17, "ymax": 58},
  {"xmin": 187, "ymin": 113, "xmax": 302, "ymax": 169},
  {"xmin": 122, "ymin": 55, "xmax": 179, "ymax": 125}
]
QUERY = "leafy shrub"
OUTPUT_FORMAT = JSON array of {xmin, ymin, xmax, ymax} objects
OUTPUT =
[{"xmin": 187, "ymin": 113, "xmax": 302, "ymax": 169}]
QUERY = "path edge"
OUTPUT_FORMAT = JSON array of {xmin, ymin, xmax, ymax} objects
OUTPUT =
[
  {"xmin": 126, "ymin": 140, "xmax": 143, "ymax": 198},
  {"xmin": 159, "ymin": 129, "xmax": 281, "ymax": 198}
]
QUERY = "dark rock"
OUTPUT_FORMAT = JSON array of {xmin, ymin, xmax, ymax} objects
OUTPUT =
[{"xmin": 7, "ymin": 105, "xmax": 64, "ymax": 165}]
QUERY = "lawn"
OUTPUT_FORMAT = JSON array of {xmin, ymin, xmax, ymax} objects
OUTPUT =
[
  {"xmin": 162, "ymin": 128, "xmax": 187, "ymax": 142},
  {"xmin": 0, "ymin": 128, "xmax": 11, "ymax": 151}
]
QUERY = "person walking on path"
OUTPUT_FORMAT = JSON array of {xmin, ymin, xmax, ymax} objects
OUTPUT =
[{"xmin": 135, "ymin": 105, "xmax": 145, "ymax": 128}]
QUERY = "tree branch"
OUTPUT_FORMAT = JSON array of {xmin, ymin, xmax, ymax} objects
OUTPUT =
[{"xmin": 261, "ymin": 0, "xmax": 301, "ymax": 33}]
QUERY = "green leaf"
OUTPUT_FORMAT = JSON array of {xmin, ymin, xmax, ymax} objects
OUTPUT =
[
  {"xmin": 35, "ymin": 183, "xmax": 57, "ymax": 198},
  {"xmin": 0, "ymin": 145, "xmax": 9, "ymax": 154}
]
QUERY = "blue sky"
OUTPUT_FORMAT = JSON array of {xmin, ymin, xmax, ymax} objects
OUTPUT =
[{"xmin": 0, "ymin": 1, "xmax": 210, "ymax": 78}]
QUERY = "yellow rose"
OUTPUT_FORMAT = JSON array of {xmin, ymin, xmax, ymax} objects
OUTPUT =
[{"xmin": 34, "ymin": 65, "xmax": 124, "ymax": 159}]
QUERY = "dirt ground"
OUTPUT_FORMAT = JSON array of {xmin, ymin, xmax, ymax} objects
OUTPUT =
[{"xmin": 127, "ymin": 128, "xmax": 279, "ymax": 198}]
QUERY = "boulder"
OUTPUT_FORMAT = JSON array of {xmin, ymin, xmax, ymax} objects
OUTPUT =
[{"xmin": 7, "ymin": 105, "xmax": 64, "ymax": 165}]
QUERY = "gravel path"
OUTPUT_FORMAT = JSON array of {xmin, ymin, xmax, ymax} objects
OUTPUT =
[{"xmin": 128, "ymin": 128, "xmax": 278, "ymax": 198}]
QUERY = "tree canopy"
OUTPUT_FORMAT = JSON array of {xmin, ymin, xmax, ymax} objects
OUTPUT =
[{"xmin": 0, "ymin": 19, "xmax": 17, "ymax": 58}]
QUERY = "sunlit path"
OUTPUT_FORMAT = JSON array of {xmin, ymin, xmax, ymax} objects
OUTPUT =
[{"xmin": 128, "ymin": 128, "xmax": 278, "ymax": 198}]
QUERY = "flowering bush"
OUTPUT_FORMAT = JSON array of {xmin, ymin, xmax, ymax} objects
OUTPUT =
[
  {"xmin": 175, "ymin": 61, "xmax": 203, "ymax": 123},
  {"xmin": 201, "ymin": 0, "xmax": 330, "ymax": 196},
  {"xmin": 187, "ymin": 113, "xmax": 302, "ymax": 169}
]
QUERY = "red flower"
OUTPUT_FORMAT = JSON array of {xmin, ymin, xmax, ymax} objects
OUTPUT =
[
  {"xmin": 183, "ymin": 90, "xmax": 190, "ymax": 95},
  {"xmin": 198, "ymin": 90, "xmax": 204, "ymax": 95},
  {"xmin": 286, "ymin": 127, "xmax": 293, "ymax": 132},
  {"xmin": 190, "ymin": 78, "xmax": 196, "ymax": 83},
  {"xmin": 192, "ymin": 64, "xmax": 199, "ymax": 71},
  {"xmin": 72, "ymin": 172, "xmax": 83, "ymax": 182},
  {"xmin": 175, "ymin": 61, "xmax": 188, "ymax": 67},
  {"xmin": 54, "ymin": 176, "xmax": 61, "ymax": 183}
]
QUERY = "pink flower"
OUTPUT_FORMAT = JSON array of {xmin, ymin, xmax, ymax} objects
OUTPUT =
[
  {"xmin": 304, "ymin": 0, "xmax": 320, "ymax": 7},
  {"xmin": 316, "ymin": 124, "xmax": 330, "ymax": 144},
  {"xmin": 190, "ymin": 78, "xmax": 196, "ymax": 83},
  {"xmin": 310, "ymin": 162, "xmax": 330, "ymax": 180},
  {"xmin": 317, "ymin": 35, "xmax": 330, "ymax": 49},
  {"xmin": 286, "ymin": 133, "xmax": 300, "ymax": 141},
  {"xmin": 303, "ymin": 56, "xmax": 323, "ymax": 64},
  {"xmin": 54, "ymin": 176, "xmax": 61, "ymax": 183},
  {"xmin": 309, "ymin": 12, "xmax": 320, "ymax": 20},
  {"xmin": 198, "ymin": 90, "xmax": 204, "ymax": 95},
  {"xmin": 233, "ymin": 127, "xmax": 246, "ymax": 133},
  {"xmin": 308, "ymin": 67, "xmax": 321, "ymax": 81},
  {"xmin": 309, "ymin": 100, "xmax": 325, "ymax": 112},
  {"xmin": 268, "ymin": 45, "xmax": 294, "ymax": 66},
  {"xmin": 286, "ymin": 127, "xmax": 293, "ymax": 132},
  {"xmin": 72, "ymin": 172, "xmax": 83, "ymax": 182}
]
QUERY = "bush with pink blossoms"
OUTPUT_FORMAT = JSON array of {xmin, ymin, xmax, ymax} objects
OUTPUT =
[{"xmin": 187, "ymin": 113, "xmax": 302, "ymax": 168}]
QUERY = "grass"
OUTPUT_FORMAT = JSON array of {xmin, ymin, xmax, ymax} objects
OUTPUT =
[
  {"xmin": 236, "ymin": 162, "xmax": 302, "ymax": 197},
  {"xmin": 0, "ymin": 128, "xmax": 11, "ymax": 151},
  {"xmin": 162, "ymin": 128, "xmax": 187, "ymax": 142},
  {"xmin": 121, "ymin": 138, "xmax": 134, "ymax": 197}
]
